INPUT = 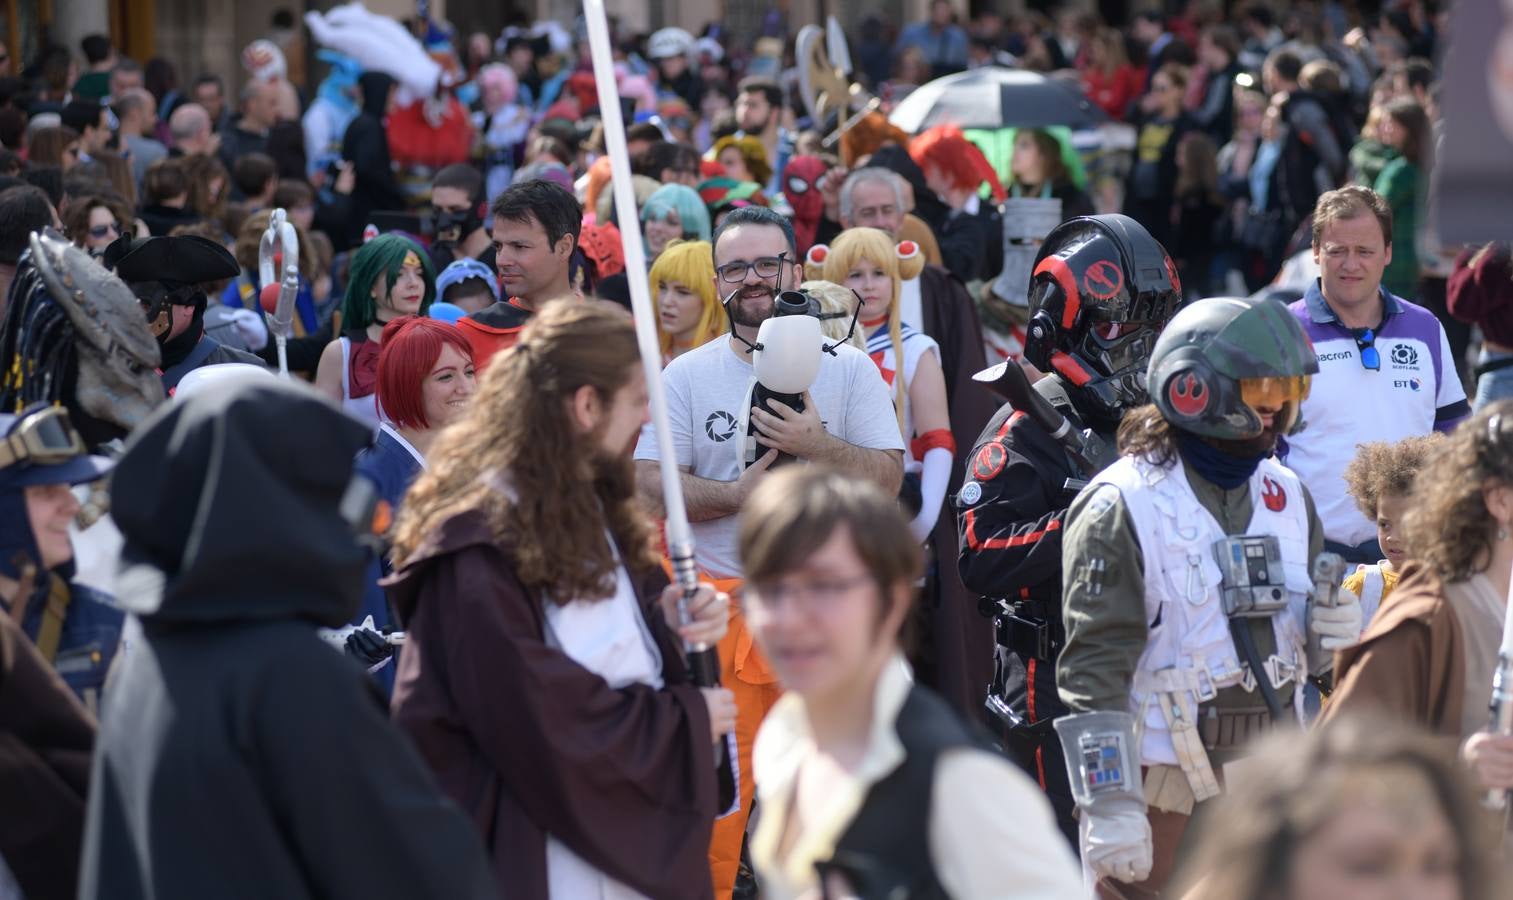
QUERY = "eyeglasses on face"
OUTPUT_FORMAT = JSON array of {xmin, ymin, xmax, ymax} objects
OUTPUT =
[
  {"xmin": 744, "ymin": 573, "xmax": 875, "ymax": 613},
  {"xmin": 87, "ymin": 222, "xmax": 122, "ymax": 239},
  {"xmin": 1353, "ymin": 328, "xmax": 1380, "ymax": 371},
  {"xmin": 716, "ymin": 254, "xmax": 787, "ymax": 284}
]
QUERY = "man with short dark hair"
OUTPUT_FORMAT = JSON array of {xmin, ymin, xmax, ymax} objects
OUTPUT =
[
  {"xmin": 428, "ymin": 163, "xmax": 490, "ymax": 268},
  {"xmin": 454, "ymin": 179, "xmax": 581, "ymax": 369},
  {"xmin": 735, "ymin": 77, "xmax": 788, "ymax": 195},
  {"xmin": 1285, "ymin": 185, "xmax": 1469, "ymax": 563},
  {"xmin": 192, "ymin": 74, "xmax": 229, "ymax": 132},
  {"xmin": 61, "ymin": 101, "xmax": 111, "ymax": 161},
  {"xmin": 72, "ymin": 35, "xmax": 116, "ymax": 101},
  {"xmin": 633, "ymin": 203, "xmax": 904, "ymax": 897},
  {"xmin": 231, "ymin": 152, "xmax": 278, "ymax": 211},
  {"xmin": 0, "ymin": 185, "xmax": 60, "ymax": 316}
]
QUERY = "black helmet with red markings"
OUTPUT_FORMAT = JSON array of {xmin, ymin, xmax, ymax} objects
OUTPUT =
[
  {"xmin": 1148, "ymin": 295, "xmax": 1319, "ymax": 440},
  {"xmin": 1022, "ymin": 214, "xmax": 1181, "ymax": 425}
]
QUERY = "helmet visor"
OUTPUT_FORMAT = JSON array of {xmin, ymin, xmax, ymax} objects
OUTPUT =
[{"xmin": 1239, "ymin": 375, "xmax": 1311, "ymax": 411}]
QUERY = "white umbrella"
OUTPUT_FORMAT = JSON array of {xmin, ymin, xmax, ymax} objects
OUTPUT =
[{"xmin": 889, "ymin": 66, "xmax": 1108, "ymax": 133}]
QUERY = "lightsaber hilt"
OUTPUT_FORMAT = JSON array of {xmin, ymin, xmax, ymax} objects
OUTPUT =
[
  {"xmin": 1485, "ymin": 652, "xmax": 1513, "ymax": 809},
  {"xmin": 670, "ymin": 544, "xmax": 721, "ymax": 688}
]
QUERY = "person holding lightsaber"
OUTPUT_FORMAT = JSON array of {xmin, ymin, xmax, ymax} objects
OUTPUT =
[{"xmin": 388, "ymin": 300, "xmax": 736, "ymax": 899}]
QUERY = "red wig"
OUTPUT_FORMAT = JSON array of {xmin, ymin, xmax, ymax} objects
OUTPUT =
[
  {"xmin": 908, "ymin": 126, "xmax": 1006, "ymax": 202},
  {"xmin": 377, "ymin": 316, "xmax": 475, "ymax": 429}
]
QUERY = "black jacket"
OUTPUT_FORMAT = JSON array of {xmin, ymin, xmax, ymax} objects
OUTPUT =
[
  {"xmin": 78, "ymin": 379, "xmax": 496, "ymax": 900},
  {"xmin": 341, "ymin": 72, "xmax": 407, "ymax": 245}
]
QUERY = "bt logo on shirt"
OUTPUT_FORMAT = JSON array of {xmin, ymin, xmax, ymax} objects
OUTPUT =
[{"xmin": 1393, "ymin": 377, "xmax": 1423, "ymax": 392}]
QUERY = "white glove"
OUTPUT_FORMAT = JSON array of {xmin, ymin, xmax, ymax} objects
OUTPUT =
[
  {"xmin": 228, "ymin": 307, "xmax": 270, "ymax": 351},
  {"xmin": 1081, "ymin": 806, "xmax": 1153, "ymax": 884},
  {"xmin": 1309, "ymin": 587, "xmax": 1362, "ymax": 651}
]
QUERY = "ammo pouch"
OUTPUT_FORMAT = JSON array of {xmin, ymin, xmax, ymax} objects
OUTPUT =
[{"xmin": 1199, "ymin": 703, "xmax": 1274, "ymax": 753}]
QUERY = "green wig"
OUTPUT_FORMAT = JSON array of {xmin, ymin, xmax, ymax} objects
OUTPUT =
[{"xmin": 341, "ymin": 233, "xmax": 436, "ymax": 333}]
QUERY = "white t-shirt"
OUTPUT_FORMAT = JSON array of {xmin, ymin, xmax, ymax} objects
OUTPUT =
[{"xmin": 635, "ymin": 336, "xmax": 905, "ymax": 578}]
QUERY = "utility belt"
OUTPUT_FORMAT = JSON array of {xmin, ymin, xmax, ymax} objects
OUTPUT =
[{"xmin": 987, "ymin": 596, "xmax": 1064, "ymax": 662}]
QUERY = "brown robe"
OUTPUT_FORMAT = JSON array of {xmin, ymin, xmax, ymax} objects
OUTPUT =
[
  {"xmin": 0, "ymin": 609, "xmax": 96, "ymax": 900},
  {"xmin": 387, "ymin": 509, "xmax": 719, "ymax": 900},
  {"xmin": 1321, "ymin": 562, "xmax": 1466, "ymax": 738}
]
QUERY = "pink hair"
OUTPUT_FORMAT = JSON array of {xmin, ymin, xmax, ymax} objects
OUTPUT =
[
  {"xmin": 477, "ymin": 63, "xmax": 518, "ymax": 111},
  {"xmin": 377, "ymin": 316, "xmax": 474, "ymax": 429}
]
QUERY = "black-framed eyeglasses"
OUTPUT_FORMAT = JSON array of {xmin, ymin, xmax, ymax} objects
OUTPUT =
[
  {"xmin": 1353, "ymin": 328, "xmax": 1380, "ymax": 371},
  {"xmin": 717, "ymin": 253, "xmax": 788, "ymax": 284}
]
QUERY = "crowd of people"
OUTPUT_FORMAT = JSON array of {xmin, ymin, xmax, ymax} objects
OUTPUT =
[{"xmin": 3, "ymin": 0, "xmax": 1513, "ymax": 899}]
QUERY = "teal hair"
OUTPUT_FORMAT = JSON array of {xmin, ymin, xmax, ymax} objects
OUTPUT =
[
  {"xmin": 341, "ymin": 234, "xmax": 436, "ymax": 333},
  {"xmin": 641, "ymin": 183, "xmax": 712, "ymax": 242}
]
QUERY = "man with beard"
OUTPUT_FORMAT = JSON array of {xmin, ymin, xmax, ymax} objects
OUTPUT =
[
  {"xmin": 456, "ymin": 179, "xmax": 579, "ymax": 371},
  {"xmin": 389, "ymin": 300, "xmax": 734, "ymax": 899},
  {"xmin": 733, "ymin": 77, "xmax": 790, "ymax": 197},
  {"xmin": 1054, "ymin": 296, "xmax": 1361, "ymax": 898},
  {"xmin": 103, "ymin": 234, "xmax": 266, "ymax": 393},
  {"xmin": 634, "ymin": 205, "xmax": 903, "ymax": 898}
]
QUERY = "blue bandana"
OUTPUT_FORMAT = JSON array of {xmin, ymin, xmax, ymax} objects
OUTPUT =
[{"xmin": 1175, "ymin": 430, "xmax": 1269, "ymax": 491}]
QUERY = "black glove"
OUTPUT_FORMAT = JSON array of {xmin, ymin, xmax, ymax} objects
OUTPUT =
[{"xmin": 344, "ymin": 628, "xmax": 394, "ymax": 666}]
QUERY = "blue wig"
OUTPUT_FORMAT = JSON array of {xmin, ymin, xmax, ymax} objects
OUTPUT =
[{"xmin": 641, "ymin": 184, "xmax": 711, "ymax": 242}]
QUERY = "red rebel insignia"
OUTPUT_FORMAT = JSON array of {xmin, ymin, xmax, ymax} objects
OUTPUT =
[
  {"xmin": 973, "ymin": 443, "xmax": 1008, "ymax": 481},
  {"xmin": 1082, "ymin": 259, "xmax": 1124, "ymax": 301},
  {"xmin": 1167, "ymin": 372, "xmax": 1208, "ymax": 417},
  {"xmin": 1262, "ymin": 476, "xmax": 1287, "ymax": 512}
]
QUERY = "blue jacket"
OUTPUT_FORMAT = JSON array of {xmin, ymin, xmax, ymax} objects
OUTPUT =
[{"xmin": 352, "ymin": 425, "xmax": 426, "ymax": 696}]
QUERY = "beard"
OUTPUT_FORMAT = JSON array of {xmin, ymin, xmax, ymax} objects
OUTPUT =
[
  {"xmin": 728, "ymin": 283, "xmax": 778, "ymax": 328},
  {"xmin": 1208, "ymin": 422, "xmax": 1280, "ymax": 458}
]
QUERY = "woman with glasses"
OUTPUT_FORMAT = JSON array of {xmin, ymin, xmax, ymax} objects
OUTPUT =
[
  {"xmin": 740, "ymin": 466, "xmax": 1081, "ymax": 899},
  {"xmin": 1322, "ymin": 401, "xmax": 1513, "ymax": 799},
  {"xmin": 63, "ymin": 193, "xmax": 132, "ymax": 256}
]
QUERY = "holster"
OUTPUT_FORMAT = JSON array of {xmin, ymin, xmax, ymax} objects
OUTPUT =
[{"xmin": 991, "ymin": 597, "xmax": 1064, "ymax": 662}]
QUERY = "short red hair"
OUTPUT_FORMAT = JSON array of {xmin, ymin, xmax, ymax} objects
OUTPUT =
[
  {"xmin": 908, "ymin": 126, "xmax": 1006, "ymax": 202},
  {"xmin": 377, "ymin": 316, "xmax": 475, "ymax": 429}
]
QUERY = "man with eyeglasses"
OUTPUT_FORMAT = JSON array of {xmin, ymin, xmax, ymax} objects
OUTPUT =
[
  {"xmin": 1285, "ymin": 185, "xmax": 1469, "ymax": 565},
  {"xmin": 634, "ymin": 204, "xmax": 903, "ymax": 897}
]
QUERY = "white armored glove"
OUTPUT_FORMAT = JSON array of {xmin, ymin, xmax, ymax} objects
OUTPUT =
[
  {"xmin": 1081, "ymin": 803, "xmax": 1153, "ymax": 884},
  {"xmin": 1309, "ymin": 586, "xmax": 1362, "ymax": 650},
  {"xmin": 228, "ymin": 307, "xmax": 270, "ymax": 351}
]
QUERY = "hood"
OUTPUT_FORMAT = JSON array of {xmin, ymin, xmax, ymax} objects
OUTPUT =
[
  {"xmin": 866, "ymin": 145, "xmax": 949, "ymax": 228},
  {"xmin": 111, "ymin": 377, "xmax": 374, "ymax": 626},
  {"xmin": 383, "ymin": 506, "xmax": 501, "ymax": 627},
  {"xmin": 359, "ymin": 71, "xmax": 396, "ymax": 116}
]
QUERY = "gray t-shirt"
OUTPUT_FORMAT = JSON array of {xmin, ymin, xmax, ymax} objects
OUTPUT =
[{"xmin": 634, "ymin": 336, "xmax": 904, "ymax": 578}]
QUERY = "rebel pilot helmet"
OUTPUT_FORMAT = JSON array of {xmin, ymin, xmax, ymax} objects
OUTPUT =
[{"xmin": 1147, "ymin": 295, "xmax": 1319, "ymax": 440}]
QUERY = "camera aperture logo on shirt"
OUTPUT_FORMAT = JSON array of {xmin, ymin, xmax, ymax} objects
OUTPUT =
[{"xmin": 704, "ymin": 410, "xmax": 738, "ymax": 443}]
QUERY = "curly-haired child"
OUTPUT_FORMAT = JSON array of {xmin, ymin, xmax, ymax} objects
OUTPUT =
[{"xmin": 1340, "ymin": 433, "xmax": 1442, "ymax": 631}]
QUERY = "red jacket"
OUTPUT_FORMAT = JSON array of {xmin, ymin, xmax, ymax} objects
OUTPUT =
[{"xmin": 1082, "ymin": 65, "xmax": 1144, "ymax": 121}]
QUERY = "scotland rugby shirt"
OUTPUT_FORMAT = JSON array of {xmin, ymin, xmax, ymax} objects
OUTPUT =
[{"xmin": 1285, "ymin": 282, "xmax": 1470, "ymax": 546}]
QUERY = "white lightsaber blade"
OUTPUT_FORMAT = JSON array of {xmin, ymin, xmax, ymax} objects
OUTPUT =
[{"xmin": 582, "ymin": 0, "xmax": 699, "ymax": 602}]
